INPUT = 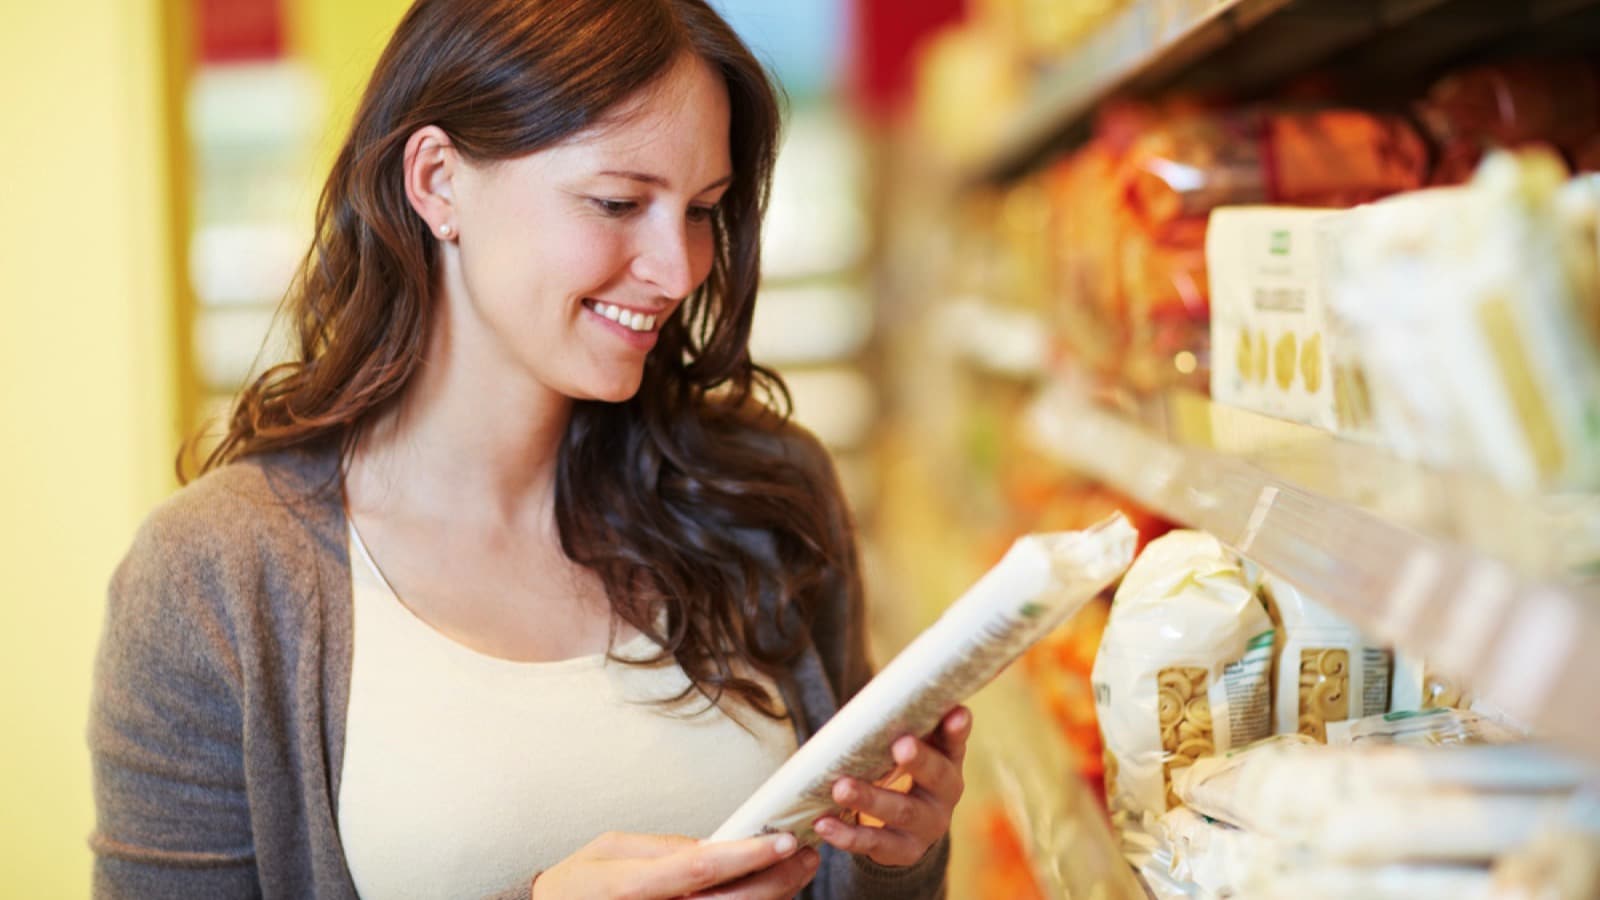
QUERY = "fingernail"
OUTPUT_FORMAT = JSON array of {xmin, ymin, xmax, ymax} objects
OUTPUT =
[
  {"xmin": 896, "ymin": 738, "xmax": 916, "ymax": 762},
  {"xmin": 773, "ymin": 833, "xmax": 797, "ymax": 856},
  {"xmin": 815, "ymin": 819, "xmax": 834, "ymax": 836},
  {"xmin": 834, "ymin": 781, "xmax": 854, "ymax": 802}
]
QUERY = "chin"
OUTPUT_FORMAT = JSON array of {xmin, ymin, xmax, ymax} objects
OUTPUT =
[{"xmin": 578, "ymin": 373, "xmax": 646, "ymax": 405}]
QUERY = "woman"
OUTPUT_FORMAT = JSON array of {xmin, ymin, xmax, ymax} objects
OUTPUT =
[{"xmin": 88, "ymin": 0, "xmax": 966, "ymax": 897}]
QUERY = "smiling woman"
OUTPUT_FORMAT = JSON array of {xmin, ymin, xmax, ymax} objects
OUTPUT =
[
  {"xmin": 87, "ymin": 1, "xmax": 962, "ymax": 899},
  {"xmin": 408, "ymin": 52, "xmax": 735, "ymax": 402}
]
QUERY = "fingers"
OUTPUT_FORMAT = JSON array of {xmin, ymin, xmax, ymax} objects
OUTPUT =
[
  {"xmin": 812, "ymin": 813, "xmax": 927, "ymax": 867},
  {"xmin": 640, "ymin": 833, "xmax": 800, "ymax": 898},
  {"xmin": 811, "ymin": 709, "xmax": 973, "ymax": 868},
  {"xmin": 832, "ymin": 772, "xmax": 948, "ymax": 841},
  {"xmin": 932, "ymin": 706, "xmax": 972, "ymax": 769},
  {"xmin": 891, "ymin": 731, "xmax": 964, "ymax": 808},
  {"xmin": 590, "ymin": 831, "xmax": 697, "ymax": 860},
  {"xmin": 690, "ymin": 847, "xmax": 821, "ymax": 899}
]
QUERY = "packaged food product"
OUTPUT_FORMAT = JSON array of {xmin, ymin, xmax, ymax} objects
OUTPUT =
[
  {"xmin": 1171, "ymin": 737, "xmax": 1585, "ymax": 863},
  {"xmin": 1326, "ymin": 707, "xmax": 1523, "ymax": 747},
  {"xmin": 1206, "ymin": 205, "xmax": 1375, "ymax": 435},
  {"xmin": 1262, "ymin": 576, "xmax": 1389, "ymax": 741},
  {"xmin": 1419, "ymin": 59, "xmax": 1600, "ymax": 162},
  {"xmin": 1265, "ymin": 109, "xmax": 1431, "ymax": 208},
  {"xmin": 1245, "ymin": 863, "xmax": 1495, "ymax": 900},
  {"xmin": 1120, "ymin": 225, "xmax": 1210, "ymax": 394},
  {"xmin": 1160, "ymin": 806, "xmax": 1497, "ymax": 900},
  {"xmin": 1330, "ymin": 150, "xmax": 1600, "ymax": 490},
  {"xmin": 1092, "ymin": 531, "xmax": 1275, "ymax": 820},
  {"xmin": 1049, "ymin": 142, "xmax": 1130, "ymax": 380},
  {"xmin": 1160, "ymin": 806, "xmax": 1274, "ymax": 897},
  {"xmin": 1390, "ymin": 651, "xmax": 1472, "ymax": 712},
  {"xmin": 1492, "ymin": 822, "xmax": 1600, "ymax": 900},
  {"xmin": 1121, "ymin": 108, "xmax": 1429, "ymax": 242}
]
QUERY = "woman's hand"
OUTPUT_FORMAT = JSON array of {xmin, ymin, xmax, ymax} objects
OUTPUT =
[
  {"xmin": 812, "ymin": 706, "xmax": 972, "ymax": 868},
  {"xmin": 530, "ymin": 831, "xmax": 819, "ymax": 899}
]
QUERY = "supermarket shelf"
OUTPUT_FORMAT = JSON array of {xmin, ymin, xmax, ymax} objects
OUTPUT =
[
  {"xmin": 1026, "ymin": 380, "xmax": 1600, "ymax": 765},
  {"xmin": 970, "ymin": 0, "xmax": 1600, "ymax": 184},
  {"xmin": 970, "ymin": 0, "xmax": 1288, "ymax": 184}
]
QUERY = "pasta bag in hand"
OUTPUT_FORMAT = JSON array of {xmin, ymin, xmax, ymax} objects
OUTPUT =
[
  {"xmin": 1092, "ymin": 531, "xmax": 1275, "ymax": 822},
  {"xmin": 1263, "ymin": 576, "xmax": 1390, "ymax": 742}
]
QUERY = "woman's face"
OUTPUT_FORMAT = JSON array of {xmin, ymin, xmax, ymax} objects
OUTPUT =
[{"xmin": 444, "ymin": 53, "xmax": 732, "ymax": 404}]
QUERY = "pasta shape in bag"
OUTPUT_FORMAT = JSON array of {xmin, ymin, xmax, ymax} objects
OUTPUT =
[
  {"xmin": 1092, "ymin": 531, "xmax": 1275, "ymax": 822},
  {"xmin": 1264, "ymin": 576, "xmax": 1390, "ymax": 742}
]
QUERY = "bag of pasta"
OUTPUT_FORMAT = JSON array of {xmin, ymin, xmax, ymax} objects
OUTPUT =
[
  {"xmin": 1391, "ymin": 651, "xmax": 1472, "ymax": 712},
  {"xmin": 1263, "ymin": 576, "xmax": 1390, "ymax": 742},
  {"xmin": 1092, "ymin": 531, "xmax": 1275, "ymax": 820}
]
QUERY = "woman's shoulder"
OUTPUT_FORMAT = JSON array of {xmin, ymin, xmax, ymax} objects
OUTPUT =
[{"xmin": 128, "ymin": 443, "xmax": 343, "ymax": 573}]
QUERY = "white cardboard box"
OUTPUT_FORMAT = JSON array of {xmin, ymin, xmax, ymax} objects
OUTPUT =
[{"xmin": 1207, "ymin": 206, "xmax": 1373, "ymax": 435}]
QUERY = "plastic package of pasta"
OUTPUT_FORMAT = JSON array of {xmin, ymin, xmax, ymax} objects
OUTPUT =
[
  {"xmin": 712, "ymin": 515, "xmax": 1138, "ymax": 845},
  {"xmin": 1325, "ymin": 707, "xmax": 1524, "ymax": 747},
  {"xmin": 1330, "ymin": 150, "xmax": 1600, "ymax": 490},
  {"xmin": 1120, "ymin": 107, "xmax": 1429, "ymax": 241},
  {"xmin": 1091, "ymin": 531, "xmax": 1275, "ymax": 821},
  {"xmin": 1159, "ymin": 806, "xmax": 1498, "ymax": 900},
  {"xmin": 1171, "ymin": 736, "xmax": 1586, "ymax": 863},
  {"xmin": 1263, "ymin": 576, "xmax": 1389, "ymax": 742},
  {"xmin": 1390, "ymin": 651, "xmax": 1472, "ymax": 712}
]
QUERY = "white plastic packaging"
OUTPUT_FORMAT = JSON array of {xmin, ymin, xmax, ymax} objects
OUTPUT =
[
  {"xmin": 1092, "ymin": 531, "xmax": 1275, "ymax": 820},
  {"xmin": 711, "ymin": 515, "xmax": 1137, "ymax": 845},
  {"xmin": 1325, "ymin": 707, "xmax": 1523, "ymax": 747},
  {"xmin": 1264, "ymin": 576, "xmax": 1390, "ymax": 742},
  {"xmin": 1171, "ymin": 736, "xmax": 1583, "ymax": 863}
]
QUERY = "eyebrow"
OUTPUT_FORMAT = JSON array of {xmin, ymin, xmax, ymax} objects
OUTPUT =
[{"xmin": 597, "ymin": 170, "xmax": 734, "ymax": 194}]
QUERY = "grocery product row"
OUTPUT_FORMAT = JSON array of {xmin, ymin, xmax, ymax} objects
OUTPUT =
[
  {"xmin": 869, "ymin": 2, "xmax": 1600, "ymax": 896},
  {"xmin": 1097, "ymin": 528, "xmax": 1598, "ymax": 899}
]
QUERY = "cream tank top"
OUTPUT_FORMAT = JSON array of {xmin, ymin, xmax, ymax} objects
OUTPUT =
[{"xmin": 337, "ymin": 520, "xmax": 800, "ymax": 899}]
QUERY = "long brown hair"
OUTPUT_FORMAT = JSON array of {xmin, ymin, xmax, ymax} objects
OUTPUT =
[{"xmin": 185, "ymin": 0, "xmax": 835, "ymax": 717}]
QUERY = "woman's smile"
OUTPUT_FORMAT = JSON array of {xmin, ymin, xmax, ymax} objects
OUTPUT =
[{"xmin": 582, "ymin": 297, "xmax": 667, "ymax": 351}]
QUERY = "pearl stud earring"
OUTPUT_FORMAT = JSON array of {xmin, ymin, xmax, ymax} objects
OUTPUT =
[{"xmin": 438, "ymin": 224, "xmax": 454, "ymax": 239}]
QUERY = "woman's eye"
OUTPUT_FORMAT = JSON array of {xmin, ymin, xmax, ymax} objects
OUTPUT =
[
  {"xmin": 687, "ymin": 205, "xmax": 719, "ymax": 225},
  {"xmin": 591, "ymin": 199, "xmax": 639, "ymax": 217}
]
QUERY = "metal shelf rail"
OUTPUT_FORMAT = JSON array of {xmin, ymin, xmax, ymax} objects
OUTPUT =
[
  {"xmin": 1026, "ymin": 379, "xmax": 1600, "ymax": 765},
  {"xmin": 969, "ymin": 0, "xmax": 1600, "ymax": 184}
]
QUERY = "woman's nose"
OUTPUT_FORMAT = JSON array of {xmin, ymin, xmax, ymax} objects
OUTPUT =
[{"xmin": 631, "ymin": 215, "xmax": 700, "ymax": 300}]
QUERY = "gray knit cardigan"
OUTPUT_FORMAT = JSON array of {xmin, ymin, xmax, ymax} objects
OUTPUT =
[{"xmin": 88, "ymin": 434, "xmax": 948, "ymax": 899}]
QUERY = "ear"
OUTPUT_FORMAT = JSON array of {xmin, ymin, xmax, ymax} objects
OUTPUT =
[{"xmin": 403, "ymin": 125, "xmax": 460, "ymax": 241}]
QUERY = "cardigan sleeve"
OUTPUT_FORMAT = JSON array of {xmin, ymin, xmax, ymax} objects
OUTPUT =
[
  {"xmin": 88, "ymin": 514, "xmax": 260, "ymax": 899},
  {"xmin": 785, "ymin": 427, "xmax": 952, "ymax": 900}
]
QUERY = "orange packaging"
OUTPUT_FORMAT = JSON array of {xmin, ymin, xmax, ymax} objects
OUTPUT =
[
  {"xmin": 1265, "ymin": 109, "xmax": 1430, "ymax": 206},
  {"xmin": 1048, "ymin": 143, "xmax": 1129, "ymax": 381},
  {"xmin": 1118, "ymin": 223, "xmax": 1210, "ymax": 393},
  {"xmin": 1420, "ymin": 59, "xmax": 1600, "ymax": 153},
  {"xmin": 1121, "ymin": 108, "xmax": 1430, "ymax": 239},
  {"xmin": 974, "ymin": 806, "xmax": 1045, "ymax": 900}
]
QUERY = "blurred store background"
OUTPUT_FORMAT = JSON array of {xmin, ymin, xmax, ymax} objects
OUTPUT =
[{"xmin": 13, "ymin": 0, "xmax": 1600, "ymax": 896}]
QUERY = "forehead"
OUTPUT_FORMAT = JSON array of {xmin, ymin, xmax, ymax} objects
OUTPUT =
[{"xmin": 562, "ymin": 54, "xmax": 732, "ymax": 171}]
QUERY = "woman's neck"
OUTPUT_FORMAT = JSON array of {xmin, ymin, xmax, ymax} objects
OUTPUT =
[{"xmin": 348, "ymin": 342, "xmax": 573, "ymax": 535}]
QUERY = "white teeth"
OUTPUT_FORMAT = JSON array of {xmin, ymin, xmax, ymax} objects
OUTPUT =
[{"xmin": 590, "ymin": 301, "xmax": 658, "ymax": 332}]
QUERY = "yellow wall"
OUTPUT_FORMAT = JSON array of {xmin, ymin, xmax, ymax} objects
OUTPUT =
[
  {"xmin": 292, "ymin": 0, "xmax": 414, "ymax": 192},
  {"xmin": 0, "ymin": 1, "xmax": 178, "ymax": 896},
  {"xmin": 0, "ymin": 1, "xmax": 408, "ymax": 894}
]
